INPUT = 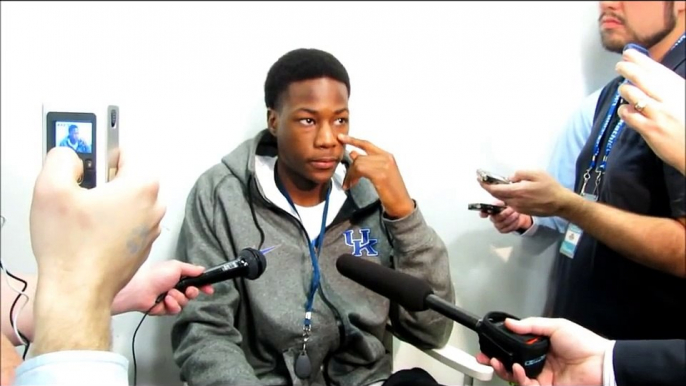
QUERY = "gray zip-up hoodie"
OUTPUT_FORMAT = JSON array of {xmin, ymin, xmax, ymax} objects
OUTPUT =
[{"xmin": 171, "ymin": 129, "xmax": 455, "ymax": 386}]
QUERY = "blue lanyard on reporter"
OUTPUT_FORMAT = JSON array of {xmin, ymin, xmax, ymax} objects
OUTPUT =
[
  {"xmin": 274, "ymin": 163, "xmax": 331, "ymax": 376},
  {"xmin": 580, "ymin": 33, "xmax": 686, "ymax": 197}
]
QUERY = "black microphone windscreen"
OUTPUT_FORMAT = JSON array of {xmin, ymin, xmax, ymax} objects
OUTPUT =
[
  {"xmin": 240, "ymin": 248, "xmax": 267, "ymax": 280},
  {"xmin": 335, "ymin": 254, "xmax": 433, "ymax": 312}
]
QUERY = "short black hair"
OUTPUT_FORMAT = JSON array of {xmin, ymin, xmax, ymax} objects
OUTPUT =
[
  {"xmin": 68, "ymin": 124, "xmax": 78, "ymax": 132},
  {"xmin": 264, "ymin": 48, "xmax": 351, "ymax": 110}
]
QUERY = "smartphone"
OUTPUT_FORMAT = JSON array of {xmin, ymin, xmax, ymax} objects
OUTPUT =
[
  {"xmin": 468, "ymin": 203, "xmax": 505, "ymax": 215},
  {"xmin": 106, "ymin": 105, "xmax": 120, "ymax": 182},
  {"xmin": 44, "ymin": 111, "xmax": 98, "ymax": 188},
  {"xmin": 477, "ymin": 169, "xmax": 511, "ymax": 185},
  {"xmin": 43, "ymin": 103, "xmax": 119, "ymax": 188}
]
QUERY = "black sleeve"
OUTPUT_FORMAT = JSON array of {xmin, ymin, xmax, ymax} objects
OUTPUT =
[
  {"xmin": 663, "ymin": 163, "xmax": 686, "ymax": 218},
  {"xmin": 614, "ymin": 339, "xmax": 686, "ymax": 386}
]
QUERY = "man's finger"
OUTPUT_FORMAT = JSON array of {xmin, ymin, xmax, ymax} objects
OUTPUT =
[
  {"xmin": 349, "ymin": 150, "xmax": 361, "ymax": 161},
  {"xmin": 623, "ymin": 48, "xmax": 674, "ymax": 81},
  {"xmin": 510, "ymin": 170, "xmax": 540, "ymax": 183},
  {"xmin": 499, "ymin": 211, "xmax": 519, "ymax": 229},
  {"xmin": 504, "ymin": 317, "xmax": 561, "ymax": 338},
  {"xmin": 484, "ymin": 185, "xmax": 517, "ymax": 201},
  {"xmin": 615, "ymin": 61, "xmax": 663, "ymax": 103},
  {"xmin": 618, "ymin": 83, "xmax": 659, "ymax": 119},
  {"xmin": 493, "ymin": 207, "xmax": 514, "ymax": 219},
  {"xmin": 39, "ymin": 147, "xmax": 84, "ymax": 190},
  {"xmin": 163, "ymin": 294, "xmax": 182, "ymax": 315},
  {"xmin": 184, "ymin": 287, "xmax": 201, "ymax": 300},
  {"xmin": 338, "ymin": 134, "xmax": 383, "ymax": 154},
  {"xmin": 618, "ymin": 104, "xmax": 655, "ymax": 136},
  {"xmin": 620, "ymin": 49, "xmax": 681, "ymax": 100},
  {"xmin": 490, "ymin": 358, "xmax": 514, "ymax": 383},
  {"xmin": 512, "ymin": 363, "xmax": 536, "ymax": 386},
  {"xmin": 475, "ymin": 352, "xmax": 490, "ymax": 365},
  {"xmin": 477, "ymin": 179, "xmax": 496, "ymax": 195},
  {"xmin": 199, "ymin": 285, "xmax": 214, "ymax": 295},
  {"xmin": 176, "ymin": 262, "xmax": 207, "ymax": 278},
  {"xmin": 167, "ymin": 288, "xmax": 188, "ymax": 307}
]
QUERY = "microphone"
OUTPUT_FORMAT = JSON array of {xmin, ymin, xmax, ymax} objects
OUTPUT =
[
  {"xmin": 335, "ymin": 253, "xmax": 480, "ymax": 329},
  {"xmin": 155, "ymin": 248, "xmax": 267, "ymax": 303},
  {"xmin": 335, "ymin": 253, "xmax": 550, "ymax": 378}
]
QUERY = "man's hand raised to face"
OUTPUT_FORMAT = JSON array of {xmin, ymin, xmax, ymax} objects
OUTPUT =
[{"xmin": 338, "ymin": 134, "xmax": 415, "ymax": 219}]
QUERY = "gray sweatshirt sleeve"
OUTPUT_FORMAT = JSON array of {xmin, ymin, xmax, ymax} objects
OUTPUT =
[
  {"xmin": 383, "ymin": 201, "xmax": 455, "ymax": 349},
  {"xmin": 170, "ymin": 179, "xmax": 261, "ymax": 386}
]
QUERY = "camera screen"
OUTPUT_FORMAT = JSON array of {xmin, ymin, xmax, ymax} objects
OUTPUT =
[{"xmin": 55, "ymin": 121, "xmax": 93, "ymax": 154}]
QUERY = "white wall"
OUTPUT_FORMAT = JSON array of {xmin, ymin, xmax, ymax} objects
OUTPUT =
[{"xmin": 1, "ymin": 2, "xmax": 619, "ymax": 385}]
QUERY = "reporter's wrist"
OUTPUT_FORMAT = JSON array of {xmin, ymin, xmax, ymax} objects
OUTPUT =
[
  {"xmin": 32, "ymin": 280, "xmax": 114, "ymax": 355},
  {"xmin": 515, "ymin": 215, "xmax": 533, "ymax": 234},
  {"xmin": 33, "ymin": 303, "xmax": 112, "ymax": 355}
]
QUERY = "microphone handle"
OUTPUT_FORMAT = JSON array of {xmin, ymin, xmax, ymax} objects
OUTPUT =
[
  {"xmin": 154, "ymin": 259, "xmax": 249, "ymax": 304},
  {"xmin": 175, "ymin": 259, "xmax": 249, "ymax": 292},
  {"xmin": 425, "ymin": 294, "xmax": 481, "ymax": 331}
]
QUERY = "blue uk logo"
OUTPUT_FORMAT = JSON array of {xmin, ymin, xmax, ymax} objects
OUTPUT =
[{"xmin": 343, "ymin": 229, "xmax": 379, "ymax": 257}]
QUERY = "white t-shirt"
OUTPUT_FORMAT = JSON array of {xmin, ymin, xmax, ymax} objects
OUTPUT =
[{"xmin": 254, "ymin": 155, "xmax": 347, "ymax": 243}]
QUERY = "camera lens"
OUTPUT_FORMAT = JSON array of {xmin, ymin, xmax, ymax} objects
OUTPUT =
[{"xmin": 110, "ymin": 108, "xmax": 117, "ymax": 128}]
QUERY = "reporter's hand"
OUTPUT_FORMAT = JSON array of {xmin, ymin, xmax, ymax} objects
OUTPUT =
[
  {"xmin": 477, "ymin": 171, "xmax": 577, "ymax": 218},
  {"xmin": 29, "ymin": 147, "xmax": 166, "ymax": 354},
  {"xmin": 30, "ymin": 147, "xmax": 166, "ymax": 303},
  {"xmin": 478, "ymin": 200, "xmax": 533, "ymax": 234},
  {"xmin": 476, "ymin": 317, "xmax": 610, "ymax": 386},
  {"xmin": 112, "ymin": 260, "xmax": 215, "ymax": 315},
  {"xmin": 616, "ymin": 48, "xmax": 686, "ymax": 175}
]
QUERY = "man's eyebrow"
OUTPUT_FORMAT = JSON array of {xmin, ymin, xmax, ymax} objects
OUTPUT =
[
  {"xmin": 293, "ymin": 108, "xmax": 349, "ymax": 114},
  {"xmin": 295, "ymin": 108, "xmax": 318, "ymax": 114}
]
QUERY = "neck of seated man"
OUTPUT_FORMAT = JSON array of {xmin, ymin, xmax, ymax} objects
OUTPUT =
[{"xmin": 276, "ymin": 161, "xmax": 331, "ymax": 207}]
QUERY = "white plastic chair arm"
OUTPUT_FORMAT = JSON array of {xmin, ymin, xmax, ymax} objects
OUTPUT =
[{"xmin": 423, "ymin": 345, "xmax": 494, "ymax": 382}]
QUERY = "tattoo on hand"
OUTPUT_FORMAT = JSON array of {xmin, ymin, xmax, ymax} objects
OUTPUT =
[{"xmin": 126, "ymin": 225, "xmax": 149, "ymax": 255}]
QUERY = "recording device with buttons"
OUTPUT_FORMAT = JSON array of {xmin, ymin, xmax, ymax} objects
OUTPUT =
[{"xmin": 42, "ymin": 103, "xmax": 120, "ymax": 188}]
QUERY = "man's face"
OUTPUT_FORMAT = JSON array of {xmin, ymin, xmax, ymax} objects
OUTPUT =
[
  {"xmin": 69, "ymin": 127, "xmax": 79, "ymax": 142},
  {"xmin": 268, "ymin": 77, "xmax": 350, "ymax": 186},
  {"xmin": 598, "ymin": 1, "xmax": 677, "ymax": 53}
]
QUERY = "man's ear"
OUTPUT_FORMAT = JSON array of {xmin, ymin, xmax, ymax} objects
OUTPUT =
[{"xmin": 267, "ymin": 109, "xmax": 278, "ymax": 136}]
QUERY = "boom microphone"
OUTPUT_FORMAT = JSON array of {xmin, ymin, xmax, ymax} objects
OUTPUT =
[
  {"xmin": 335, "ymin": 254, "xmax": 480, "ymax": 328},
  {"xmin": 335, "ymin": 253, "xmax": 550, "ymax": 378},
  {"xmin": 155, "ymin": 248, "xmax": 267, "ymax": 303}
]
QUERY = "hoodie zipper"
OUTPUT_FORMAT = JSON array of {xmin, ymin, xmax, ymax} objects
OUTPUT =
[
  {"xmin": 253, "ymin": 188, "xmax": 347, "ymax": 350},
  {"xmin": 248, "ymin": 178, "xmax": 383, "ymax": 381}
]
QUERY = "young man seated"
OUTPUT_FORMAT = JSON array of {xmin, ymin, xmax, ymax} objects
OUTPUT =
[{"xmin": 171, "ymin": 48, "xmax": 454, "ymax": 386}]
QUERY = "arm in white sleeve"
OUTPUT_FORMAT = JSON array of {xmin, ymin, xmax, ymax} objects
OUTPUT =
[
  {"xmin": 13, "ymin": 351, "xmax": 129, "ymax": 386},
  {"xmin": 602, "ymin": 340, "xmax": 618, "ymax": 386}
]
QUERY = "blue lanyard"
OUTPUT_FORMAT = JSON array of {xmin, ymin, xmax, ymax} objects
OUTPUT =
[
  {"xmin": 582, "ymin": 33, "xmax": 686, "ymax": 192},
  {"xmin": 587, "ymin": 89, "xmax": 626, "ymax": 174},
  {"xmin": 274, "ymin": 166, "xmax": 331, "ymax": 330}
]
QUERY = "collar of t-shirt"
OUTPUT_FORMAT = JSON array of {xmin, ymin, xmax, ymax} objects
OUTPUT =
[{"xmin": 255, "ymin": 155, "xmax": 347, "ymax": 242}]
